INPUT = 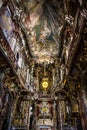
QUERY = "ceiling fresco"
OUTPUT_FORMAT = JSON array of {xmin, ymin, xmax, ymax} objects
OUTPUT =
[{"xmin": 13, "ymin": 0, "xmax": 64, "ymax": 63}]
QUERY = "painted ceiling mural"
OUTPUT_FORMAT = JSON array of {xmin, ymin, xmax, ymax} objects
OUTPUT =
[{"xmin": 13, "ymin": 0, "xmax": 64, "ymax": 63}]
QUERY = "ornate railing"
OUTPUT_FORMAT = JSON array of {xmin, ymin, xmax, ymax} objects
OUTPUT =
[{"xmin": 0, "ymin": 29, "xmax": 18, "ymax": 71}]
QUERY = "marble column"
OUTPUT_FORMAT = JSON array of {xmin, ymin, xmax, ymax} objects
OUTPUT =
[
  {"xmin": 7, "ymin": 93, "xmax": 15, "ymax": 130},
  {"xmin": 9, "ymin": 94, "xmax": 21, "ymax": 129},
  {"xmin": 0, "ymin": 71, "xmax": 5, "ymax": 129},
  {"xmin": 77, "ymin": 70, "xmax": 87, "ymax": 130},
  {"xmin": 1, "ymin": 90, "xmax": 13, "ymax": 130},
  {"xmin": 77, "ymin": 87, "xmax": 87, "ymax": 130},
  {"xmin": 53, "ymin": 101, "xmax": 57, "ymax": 130},
  {"xmin": 27, "ymin": 102, "xmax": 31, "ymax": 130},
  {"xmin": 57, "ymin": 98, "xmax": 65, "ymax": 130}
]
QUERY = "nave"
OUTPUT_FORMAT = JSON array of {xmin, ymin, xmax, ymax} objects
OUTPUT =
[{"xmin": 0, "ymin": 0, "xmax": 87, "ymax": 130}]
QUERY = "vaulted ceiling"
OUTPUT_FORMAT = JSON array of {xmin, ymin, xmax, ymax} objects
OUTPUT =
[{"xmin": 13, "ymin": 0, "xmax": 64, "ymax": 63}]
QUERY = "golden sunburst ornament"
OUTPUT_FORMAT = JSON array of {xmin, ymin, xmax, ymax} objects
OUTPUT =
[{"xmin": 42, "ymin": 81, "xmax": 48, "ymax": 89}]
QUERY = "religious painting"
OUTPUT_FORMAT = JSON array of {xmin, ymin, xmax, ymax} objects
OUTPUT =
[{"xmin": 0, "ymin": 6, "xmax": 14, "ymax": 43}]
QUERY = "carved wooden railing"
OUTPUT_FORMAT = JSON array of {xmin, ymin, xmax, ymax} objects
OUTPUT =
[{"xmin": 0, "ymin": 29, "xmax": 18, "ymax": 71}]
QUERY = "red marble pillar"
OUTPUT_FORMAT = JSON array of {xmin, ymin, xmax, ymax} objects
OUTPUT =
[{"xmin": 77, "ymin": 87, "xmax": 87, "ymax": 130}]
